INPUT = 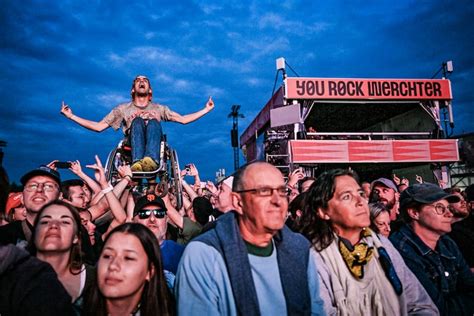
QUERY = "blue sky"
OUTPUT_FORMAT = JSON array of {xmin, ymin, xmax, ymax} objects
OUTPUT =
[{"xmin": 1, "ymin": 0, "xmax": 473, "ymax": 183}]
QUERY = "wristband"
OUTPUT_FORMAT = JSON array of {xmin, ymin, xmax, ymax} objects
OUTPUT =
[{"xmin": 101, "ymin": 185, "xmax": 113, "ymax": 194}]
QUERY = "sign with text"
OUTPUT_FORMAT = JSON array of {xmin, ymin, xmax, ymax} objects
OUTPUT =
[{"xmin": 285, "ymin": 77, "xmax": 452, "ymax": 100}]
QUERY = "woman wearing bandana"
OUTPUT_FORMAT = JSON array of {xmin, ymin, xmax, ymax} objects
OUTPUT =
[{"xmin": 297, "ymin": 169, "xmax": 438, "ymax": 315}]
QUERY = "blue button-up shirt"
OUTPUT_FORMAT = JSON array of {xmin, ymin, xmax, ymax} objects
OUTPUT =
[{"xmin": 390, "ymin": 224, "xmax": 474, "ymax": 315}]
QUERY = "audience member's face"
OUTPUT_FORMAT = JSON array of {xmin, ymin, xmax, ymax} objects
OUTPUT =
[
  {"xmin": 300, "ymin": 179, "xmax": 315, "ymax": 193},
  {"xmin": 235, "ymin": 163, "xmax": 288, "ymax": 236},
  {"xmin": 79, "ymin": 211, "xmax": 96, "ymax": 245},
  {"xmin": 415, "ymin": 199, "xmax": 452, "ymax": 235},
  {"xmin": 133, "ymin": 205, "xmax": 167, "ymax": 244},
  {"xmin": 374, "ymin": 211, "xmax": 391, "ymax": 237},
  {"xmin": 23, "ymin": 176, "xmax": 60, "ymax": 214},
  {"xmin": 67, "ymin": 185, "xmax": 87, "ymax": 209},
  {"xmin": 449, "ymin": 192, "xmax": 468, "ymax": 218},
  {"xmin": 216, "ymin": 183, "xmax": 233, "ymax": 212},
  {"xmin": 372, "ymin": 185, "xmax": 396, "ymax": 208},
  {"xmin": 12, "ymin": 206, "xmax": 27, "ymax": 221},
  {"xmin": 34, "ymin": 204, "xmax": 78, "ymax": 253},
  {"xmin": 82, "ymin": 185, "xmax": 92, "ymax": 204},
  {"xmin": 98, "ymin": 232, "xmax": 152, "ymax": 302},
  {"xmin": 361, "ymin": 183, "xmax": 371, "ymax": 198},
  {"xmin": 321, "ymin": 175, "xmax": 370, "ymax": 235}
]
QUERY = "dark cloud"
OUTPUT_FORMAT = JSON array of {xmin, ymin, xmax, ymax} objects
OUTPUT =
[{"xmin": 1, "ymin": 0, "xmax": 473, "ymax": 183}]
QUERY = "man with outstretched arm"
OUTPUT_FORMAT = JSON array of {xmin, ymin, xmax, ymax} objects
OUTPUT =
[{"xmin": 61, "ymin": 75, "xmax": 214, "ymax": 171}]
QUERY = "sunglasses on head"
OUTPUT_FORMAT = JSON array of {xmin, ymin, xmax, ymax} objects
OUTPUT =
[{"xmin": 136, "ymin": 209, "xmax": 166, "ymax": 219}]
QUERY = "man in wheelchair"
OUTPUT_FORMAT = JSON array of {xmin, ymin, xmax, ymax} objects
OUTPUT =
[{"xmin": 60, "ymin": 75, "xmax": 214, "ymax": 172}]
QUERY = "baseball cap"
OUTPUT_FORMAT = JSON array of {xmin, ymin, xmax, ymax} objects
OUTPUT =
[
  {"xmin": 5, "ymin": 192, "xmax": 22, "ymax": 216},
  {"xmin": 20, "ymin": 165, "xmax": 61, "ymax": 186},
  {"xmin": 221, "ymin": 176, "xmax": 234, "ymax": 189},
  {"xmin": 400, "ymin": 183, "xmax": 460, "ymax": 210},
  {"xmin": 371, "ymin": 178, "xmax": 398, "ymax": 193},
  {"xmin": 133, "ymin": 193, "xmax": 167, "ymax": 217}
]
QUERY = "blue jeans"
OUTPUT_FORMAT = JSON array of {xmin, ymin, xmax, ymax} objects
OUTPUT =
[{"xmin": 130, "ymin": 117, "xmax": 162, "ymax": 163}]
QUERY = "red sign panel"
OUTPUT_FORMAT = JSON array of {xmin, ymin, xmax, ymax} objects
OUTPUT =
[
  {"xmin": 285, "ymin": 77, "xmax": 452, "ymax": 100},
  {"xmin": 290, "ymin": 139, "xmax": 459, "ymax": 163}
]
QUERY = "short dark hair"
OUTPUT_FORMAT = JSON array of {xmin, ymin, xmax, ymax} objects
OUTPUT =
[
  {"xmin": 296, "ymin": 169, "xmax": 359, "ymax": 251},
  {"xmin": 61, "ymin": 179, "xmax": 84, "ymax": 200}
]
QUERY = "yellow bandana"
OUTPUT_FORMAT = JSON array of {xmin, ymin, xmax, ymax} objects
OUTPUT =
[{"xmin": 338, "ymin": 228, "xmax": 374, "ymax": 279}]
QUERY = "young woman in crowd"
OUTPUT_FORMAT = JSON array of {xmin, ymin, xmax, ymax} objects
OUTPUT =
[
  {"xmin": 297, "ymin": 169, "xmax": 438, "ymax": 315},
  {"xmin": 31, "ymin": 200, "xmax": 94, "ymax": 312},
  {"xmin": 369, "ymin": 202, "xmax": 391, "ymax": 237},
  {"xmin": 84, "ymin": 223, "xmax": 173, "ymax": 316}
]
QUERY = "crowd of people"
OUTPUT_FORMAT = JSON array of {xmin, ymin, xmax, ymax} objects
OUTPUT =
[{"xmin": 1, "ymin": 75, "xmax": 473, "ymax": 315}]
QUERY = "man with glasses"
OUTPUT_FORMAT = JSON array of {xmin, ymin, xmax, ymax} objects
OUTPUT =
[
  {"xmin": 175, "ymin": 162, "xmax": 324, "ymax": 315},
  {"xmin": 133, "ymin": 193, "xmax": 184, "ymax": 275},
  {"xmin": 390, "ymin": 183, "xmax": 474, "ymax": 315},
  {"xmin": 0, "ymin": 166, "xmax": 61, "ymax": 248}
]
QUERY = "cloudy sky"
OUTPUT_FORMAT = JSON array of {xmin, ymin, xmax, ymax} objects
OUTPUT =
[{"xmin": 1, "ymin": 0, "xmax": 473, "ymax": 183}]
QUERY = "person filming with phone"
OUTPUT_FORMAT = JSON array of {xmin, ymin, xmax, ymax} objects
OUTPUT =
[{"xmin": 60, "ymin": 75, "xmax": 214, "ymax": 172}]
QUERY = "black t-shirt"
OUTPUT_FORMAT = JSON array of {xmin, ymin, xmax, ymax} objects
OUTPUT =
[{"xmin": 0, "ymin": 220, "xmax": 30, "ymax": 247}]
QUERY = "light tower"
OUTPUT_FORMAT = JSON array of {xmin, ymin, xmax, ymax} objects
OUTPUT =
[{"xmin": 228, "ymin": 105, "xmax": 244, "ymax": 171}]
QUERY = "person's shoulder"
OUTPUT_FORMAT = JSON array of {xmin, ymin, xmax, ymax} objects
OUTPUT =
[
  {"xmin": 162, "ymin": 239, "xmax": 185, "ymax": 251},
  {"xmin": 0, "ymin": 221, "xmax": 24, "ymax": 243}
]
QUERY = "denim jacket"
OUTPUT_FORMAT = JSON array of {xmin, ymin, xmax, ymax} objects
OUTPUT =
[{"xmin": 390, "ymin": 224, "xmax": 474, "ymax": 315}]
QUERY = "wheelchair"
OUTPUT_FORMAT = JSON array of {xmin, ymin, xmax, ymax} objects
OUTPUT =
[{"xmin": 104, "ymin": 134, "xmax": 183, "ymax": 210}]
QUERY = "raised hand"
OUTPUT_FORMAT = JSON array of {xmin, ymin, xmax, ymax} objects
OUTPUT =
[
  {"xmin": 392, "ymin": 173, "xmax": 401, "ymax": 186},
  {"xmin": 69, "ymin": 160, "xmax": 83, "ymax": 175},
  {"xmin": 86, "ymin": 155, "xmax": 108, "ymax": 187},
  {"xmin": 46, "ymin": 160, "xmax": 59, "ymax": 170},
  {"xmin": 60, "ymin": 101, "xmax": 73, "ymax": 118},
  {"xmin": 205, "ymin": 96, "xmax": 214, "ymax": 111}
]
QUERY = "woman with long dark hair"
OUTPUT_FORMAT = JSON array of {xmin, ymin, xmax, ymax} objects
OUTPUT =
[
  {"xmin": 84, "ymin": 223, "xmax": 173, "ymax": 316},
  {"xmin": 297, "ymin": 169, "xmax": 438, "ymax": 315},
  {"xmin": 31, "ymin": 200, "xmax": 93, "ymax": 312}
]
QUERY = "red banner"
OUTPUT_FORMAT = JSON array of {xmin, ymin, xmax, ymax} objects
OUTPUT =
[
  {"xmin": 285, "ymin": 77, "xmax": 452, "ymax": 100},
  {"xmin": 289, "ymin": 139, "xmax": 459, "ymax": 163}
]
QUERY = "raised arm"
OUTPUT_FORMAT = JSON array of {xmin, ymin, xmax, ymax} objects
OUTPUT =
[
  {"xmin": 86, "ymin": 155, "xmax": 127, "ymax": 225},
  {"xmin": 61, "ymin": 101, "xmax": 109, "ymax": 132},
  {"xmin": 168, "ymin": 96, "xmax": 214, "ymax": 125}
]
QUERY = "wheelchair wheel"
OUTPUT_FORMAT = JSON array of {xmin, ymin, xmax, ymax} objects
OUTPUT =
[
  {"xmin": 104, "ymin": 146, "xmax": 120, "ymax": 183},
  {"xmin": 169, "ymin": 149, "xmax": 183, "ymax": 210}
]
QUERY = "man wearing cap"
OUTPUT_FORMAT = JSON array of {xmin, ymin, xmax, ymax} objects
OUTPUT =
[
  {"xmin": 213, "ymin": 176, "xmax": 234, "ymax": 215},
  {"xmin": 175, "ymin": 162, "xmax": 324, "ymax": 315},
  {"xmin": 133, "ymin": 193, "xmax": 184, "ymax": 275},
  {"xmin": 61, "ymin": 75, "xmax": 214, "ymax": 172},
  {"xmin": 390, "ymin": 183, "xmax": 474, "ymax": 315},
  {"xmin": 370, "ymin": 178, "xmax": 399, "ymax": 220},
  {"xmin": 0, "ymin": 166, "xmax": 61, "ymax": 248}
]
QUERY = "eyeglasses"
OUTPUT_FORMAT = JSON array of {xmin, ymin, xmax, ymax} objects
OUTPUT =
[
  {"xmin": 427, "ymin": 203, "xmax": 451, "ymax": 215},
  {"xmin": 136, "ymin": 209, "xmax": 166, "ymax": 219},
  {"xmin": 24, "ymin": 182, "xmax": 58, "ymax": 192},
  {"xmin": 235, "ymin": 186, "xmax": 288, "ymax": 197}
]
